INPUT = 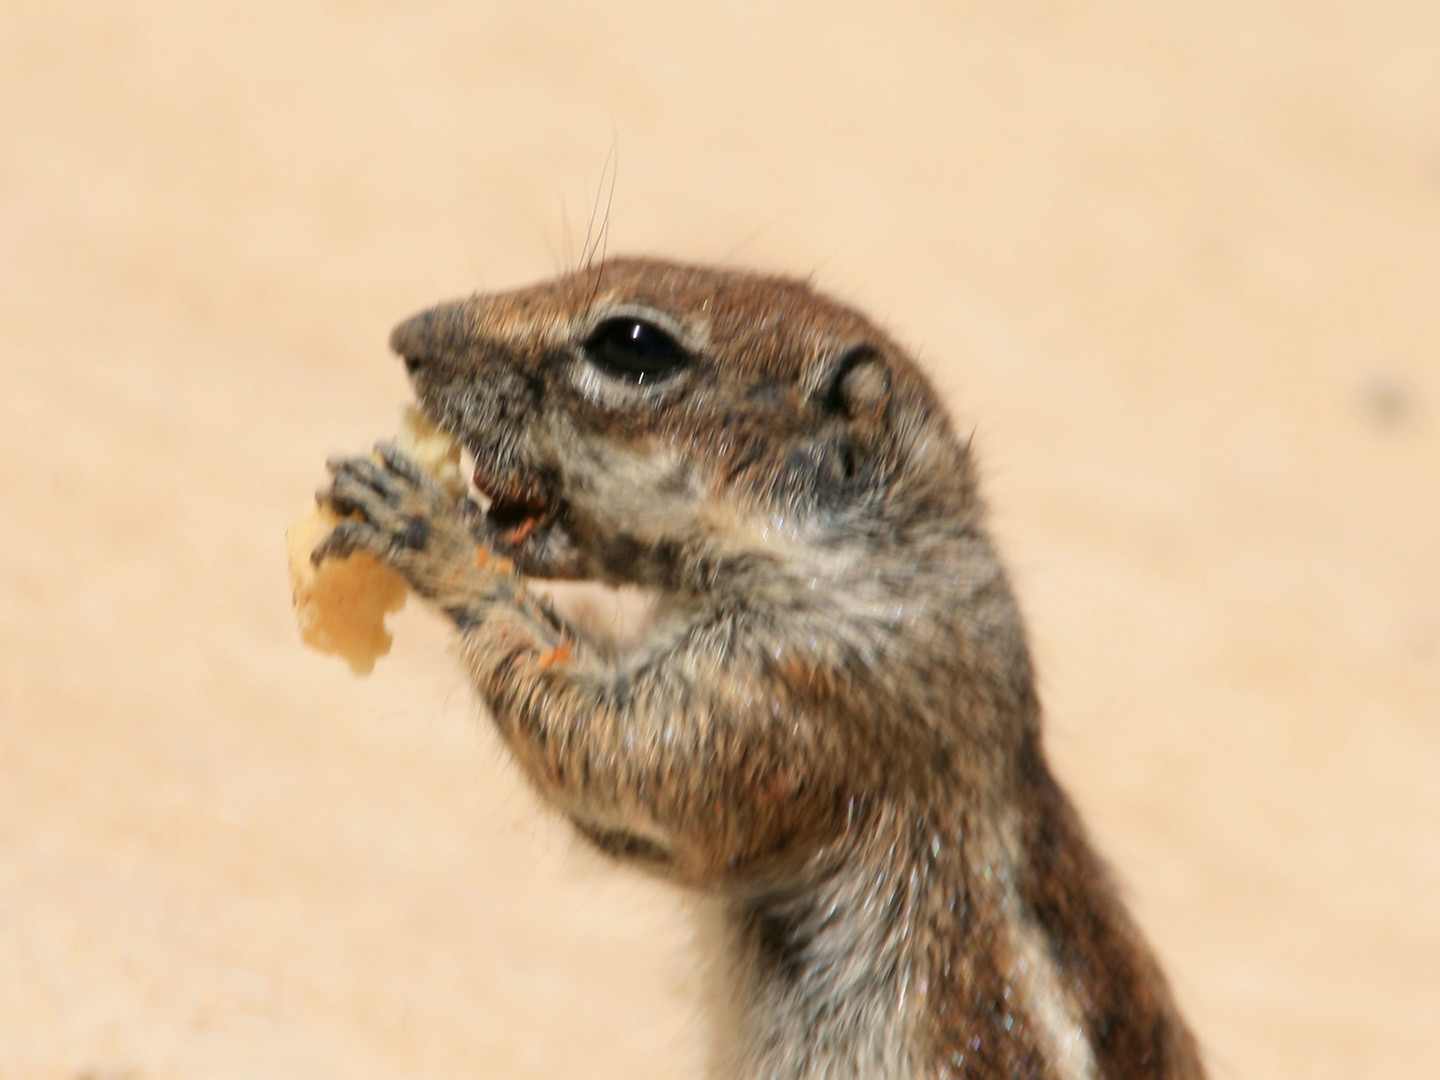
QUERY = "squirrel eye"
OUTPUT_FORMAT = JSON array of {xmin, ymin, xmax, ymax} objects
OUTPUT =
[{"xmin": 582, "ymin": 317, "xmax": 689, "ymax": 384}]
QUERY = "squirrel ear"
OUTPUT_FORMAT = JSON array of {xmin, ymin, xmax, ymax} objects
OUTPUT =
[{"xmin": 818, "ymin": 345, "xmax": 891, "ymax": 420}]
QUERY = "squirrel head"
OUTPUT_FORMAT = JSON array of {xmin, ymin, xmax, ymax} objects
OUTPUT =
[{"xmin": 391, "ymin": 257, "xmax": 976, "ymax": 590}]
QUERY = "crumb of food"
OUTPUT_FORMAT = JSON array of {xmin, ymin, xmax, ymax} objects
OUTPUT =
[
  {"xmin": 475, "ymin": 546, "xmax": 517, "ymax": 576},
  {"xmin": 537, "ymin": 640, "xmax": 575, "ymax": 669},
  {"xmin": 287, "ymin": 406, "xmax": 464, "ymax": 675}
]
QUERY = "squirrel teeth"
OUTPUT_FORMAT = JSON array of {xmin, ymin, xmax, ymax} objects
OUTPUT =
[{"xmin": 472, "ymin": 462, "xmax": 549, "ymax": 544}]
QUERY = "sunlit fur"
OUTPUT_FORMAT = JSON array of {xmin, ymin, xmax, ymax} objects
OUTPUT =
[{"xmin": 337, "ymin": 258, "xmax": 1205, "ymax": 1079}]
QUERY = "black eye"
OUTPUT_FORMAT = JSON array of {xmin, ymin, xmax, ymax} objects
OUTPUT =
[{"xmin": 582, "ymin": 317, "xmax": 689, "ymax": 383}]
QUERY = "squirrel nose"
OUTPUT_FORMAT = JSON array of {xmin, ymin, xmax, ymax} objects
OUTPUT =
[{"xmin": 389, "ymin": 300, "xmax": 470, "ymax": 374}]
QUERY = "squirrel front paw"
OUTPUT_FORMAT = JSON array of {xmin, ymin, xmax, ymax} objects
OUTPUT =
[{"xmin": 316, "ymin": 443, "xmax": 510, "ymax": 607}]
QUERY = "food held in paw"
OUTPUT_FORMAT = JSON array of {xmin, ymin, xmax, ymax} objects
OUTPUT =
[
  {"xmin": 286, "ymin": 406, "xmax": 464, "ymax": 675},
  {"xmin": 396, "ymin": 404, "xmax": 468, "ymax": 501},
  {"xmin": 286, "ymin": 507, "xmax": 408, "ymax": 674}
]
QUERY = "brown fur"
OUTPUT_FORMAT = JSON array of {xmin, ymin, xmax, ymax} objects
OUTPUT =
[{"xmin": 317, "ymin": 257, "xmax": 1205, "ymax": 1079}]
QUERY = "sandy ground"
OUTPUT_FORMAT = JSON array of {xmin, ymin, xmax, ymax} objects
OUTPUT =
[{"xmin": 2, "ymin": 2, "xmax": 1437, "ymax": 1077}]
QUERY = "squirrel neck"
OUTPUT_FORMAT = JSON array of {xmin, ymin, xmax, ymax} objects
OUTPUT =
[{"xmin": 707, "ymin": 734, "xmax": 1202, "ymax": 1080}]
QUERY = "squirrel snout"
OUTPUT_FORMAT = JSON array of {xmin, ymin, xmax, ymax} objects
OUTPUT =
[{"xmin": 389, "ymin": 301, "xmax": 472, "ymax": 375}]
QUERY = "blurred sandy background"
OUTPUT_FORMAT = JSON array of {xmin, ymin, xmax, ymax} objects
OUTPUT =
[{"xmin": 2, "ymin": 1, "xmax": 1437, "ymax": 1077}]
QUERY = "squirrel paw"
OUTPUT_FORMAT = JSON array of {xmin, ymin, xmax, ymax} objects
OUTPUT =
[{"xmin": 315, "ymin": 443, "xmax": 503, "ymax": 604}]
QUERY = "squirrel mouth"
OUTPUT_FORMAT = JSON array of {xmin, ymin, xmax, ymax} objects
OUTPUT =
[{"xmin": 472, "ymin": 462, "xmax": 551, "ymax": 546}]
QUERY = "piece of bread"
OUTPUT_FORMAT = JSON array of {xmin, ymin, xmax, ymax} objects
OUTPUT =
[{"xmin": 287, "ymin": 407, "xmax": 466, "ymax": 674}]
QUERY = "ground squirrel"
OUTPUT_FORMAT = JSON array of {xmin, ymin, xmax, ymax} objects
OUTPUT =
[{"xmin": 316, "ymin": 258, "xmax": 1205, "ymax": 1080}]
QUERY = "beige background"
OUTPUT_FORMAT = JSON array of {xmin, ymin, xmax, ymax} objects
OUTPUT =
[{"xmin": 3, "ymin": 2, "xmax": 1437, "ymax": 1077}]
